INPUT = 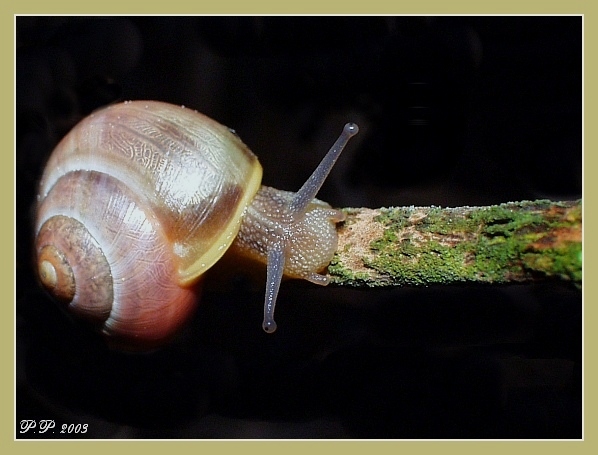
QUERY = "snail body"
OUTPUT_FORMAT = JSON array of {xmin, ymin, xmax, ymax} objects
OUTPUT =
[{"xmin": 34, "ymin": 100, "xmax": 358, "ymax": 349}]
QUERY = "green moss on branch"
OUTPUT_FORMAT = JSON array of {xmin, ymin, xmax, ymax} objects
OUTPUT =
[{"xmin": 328, "ymin": 200, "xmax": 582, "ymax": 288}]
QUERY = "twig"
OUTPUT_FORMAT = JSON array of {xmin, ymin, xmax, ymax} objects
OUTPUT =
[{"xmin": 328, "ymin": 200, "xmax": 582, "ymax": 288}]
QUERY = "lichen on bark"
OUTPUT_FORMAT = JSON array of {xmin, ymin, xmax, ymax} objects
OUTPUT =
[{"xmin": 328, "ymin": 200, "xmax": 582, "ymax": 288}]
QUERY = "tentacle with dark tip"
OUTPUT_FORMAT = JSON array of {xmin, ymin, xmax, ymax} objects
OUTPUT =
[{"xmin": 263, "ymin": 243, "xmax": 286, "ymax": 333}]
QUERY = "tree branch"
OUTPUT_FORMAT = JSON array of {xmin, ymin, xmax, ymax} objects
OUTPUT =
[{"xmin": 328, "ymin": 200, "xmax": 582, "ymax": 288}]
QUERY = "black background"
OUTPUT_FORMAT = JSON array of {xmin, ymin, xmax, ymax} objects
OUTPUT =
[{"xmin": 16, "ymin": 16, "xmax": 582, "ymax": 439}]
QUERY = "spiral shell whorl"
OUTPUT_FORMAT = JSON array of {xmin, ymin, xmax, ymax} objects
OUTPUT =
[
  {"xmin": 35, "ymin": 170, "xmax": 198, "ymax": 348},
  {"xmin": 36, "ymin": 216, "xmax": 113, "ymax": 321},
  {"xmin": 33, "ymin": 100, "xmax": 267, "ymax": 347}
]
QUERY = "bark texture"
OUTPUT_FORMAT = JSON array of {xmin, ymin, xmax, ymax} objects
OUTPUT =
[{"xmin": 328, "ymin": 200, "xmax": 582, "ymax": 288}]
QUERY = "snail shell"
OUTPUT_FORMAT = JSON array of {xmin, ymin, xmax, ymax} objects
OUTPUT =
[{"xmin": 34, "ymin": 100, "xmax": 358, "ymax": 349}]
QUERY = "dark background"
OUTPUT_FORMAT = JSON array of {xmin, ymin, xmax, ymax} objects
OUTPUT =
[{"xmin": 16, "ymin": 16, "xmax": 582, "ymax": 439}]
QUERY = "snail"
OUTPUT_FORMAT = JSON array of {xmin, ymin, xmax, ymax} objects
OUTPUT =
[{"xmin": 34, "ymin": 100, "xmax": 358, "ymax": 349}]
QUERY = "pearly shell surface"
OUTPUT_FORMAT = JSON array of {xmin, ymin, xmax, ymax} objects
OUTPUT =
[
  {"xmin": 37, "ymin": 101, "xmax": 263, "ymax": 283},
  {"xmin": 35, "ymin": 101, "xmax": 263, "ymax": 347}
]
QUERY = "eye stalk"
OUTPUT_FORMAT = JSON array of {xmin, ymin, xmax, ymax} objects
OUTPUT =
[
  {"xmin": 290, "ymin": 123, "xmax": 359, "ymax": 214},
  {"xmin": 231, "ymin": 123, "xmax": 360, "ymax": 333}
]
